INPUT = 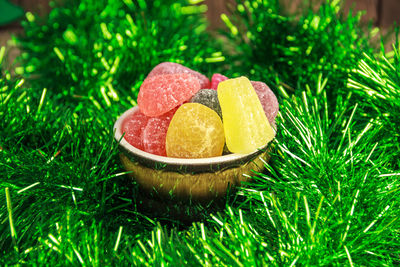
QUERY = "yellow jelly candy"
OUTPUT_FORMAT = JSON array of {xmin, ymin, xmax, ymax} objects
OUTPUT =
[
  {"xmin": 217, "ymin": 77, "xmax": 275, "ymax": 153},
  {"xmin": 166, "ymin": 103, "xmax": 225, "ymax": 158}
]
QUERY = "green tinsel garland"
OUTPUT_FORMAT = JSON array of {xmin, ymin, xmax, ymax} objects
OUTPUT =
[
  {"xmin": 221, "ymin": 0, "xmax": 375, "ymax": 98},
  {"xmin": 1, "ymin": 0, "xmax": 399, "ymax": 265},
  {"xmin": 17, "ymin": 0, "xmax": 223, "ymax": 111},
  {"xmin": 347, "ymin": 41, "xmax": 400, "ymax": 167}
]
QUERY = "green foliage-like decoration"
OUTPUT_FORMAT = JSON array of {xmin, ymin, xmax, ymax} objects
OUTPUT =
[
  {"xmin": 348, "ymin": 43, "xmax": 400, "ymax": 165},
  {"xmin": 18, "ymin": 0, "xmax": 222, "ymax": 110},
  {"xmin": 244, "ymin": 87, "xmax": 400, "ymax": 265},
  {"xmin": 1, "ymin": 0, "xmax": 399, "ymax": 265},
  {"xmin": 221, "ymin": 0, "xmax": 374, "ymax": 97},
  {"xmin": 1, "ymin": 0, "xmax": 222, "ymax": 263}
]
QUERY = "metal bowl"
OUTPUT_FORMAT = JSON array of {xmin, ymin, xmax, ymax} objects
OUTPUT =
[{"xmin": 114, "ymin": 106, "xmax": 270, "ymax": 202}]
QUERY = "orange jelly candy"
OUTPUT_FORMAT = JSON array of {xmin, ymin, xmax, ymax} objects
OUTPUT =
[{"xmin": 166, "ymin": 103, "xmax": 224, "ymax": 158}]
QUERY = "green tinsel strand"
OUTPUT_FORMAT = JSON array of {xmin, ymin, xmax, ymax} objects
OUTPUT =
[
  {"xmin": 221, "ymin": 0, "xmax": 375, "ymax": 98},
  {"xmin": 348, "ymin": 41, "xmax": 400, "ymax": 167},
  {"xmin": 2, "ymin": 0, "xmax": 399, "ymax": 265},
  {"xmin": 0, "ymin": 69, "xmax": 140, "ymax": 263},
  {"xmin": 243, "ymin": 86, "xmax": 400, "ymax": 265},
  {"xmin": 18, "ymin": 0, "xmax": 222, "ymax": 111}
]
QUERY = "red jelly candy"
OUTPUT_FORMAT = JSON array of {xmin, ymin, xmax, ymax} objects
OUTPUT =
[
  {"xmin": 211, "ymin": 73, "xmax": 228, "ymax": 90},
  {"xmin": 122, "ymin": 108, "xmax": 177, "ymax": 156},
  {"xmin": 138, "ymin": 73, "xmax": 200, "ymax": 117},
  {"xmin": 142, "ymin": 108, "xmax": 176, "ymax": 156},
  {"xmin": 147, "ymin": 62, "xmax": 210, "ymax": 89},
  {"xmin": 121, "ymin": 110, "xmax": 149, "ymax": 150},
  {"xmin": 251, "ymin": 81, "xmax": 279, "ymax": 124}
]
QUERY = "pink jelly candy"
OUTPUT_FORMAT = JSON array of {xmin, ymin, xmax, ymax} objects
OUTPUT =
[
  {"xmin": 142, "ymin": 108, "xmax": 176, "ymax": 156},
  {"xmin": 138, "ymin": 73, "xmax": 201, "ymax": 117},
  {"xmin": 211, "ymin": 73, "xmax": 228, "ymax": 90},
  {"xmin": 147, "ymin": 62, "xmax": 210, "ymax": 89},
  {"xmin": 251, "ymin": 81, "xmax": 279, "ymax": 124},
  {"xmin": 121, "ymin": 110, "xmax": 149, "ymax": 151}
]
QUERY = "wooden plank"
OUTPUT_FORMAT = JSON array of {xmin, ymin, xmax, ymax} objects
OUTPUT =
[
  {"xmin": 11, "ymin": 0, "xmax": 51, "ymax": 16},
  {"xmin": 381, "ymin": 0, "xmax": 400, "ymax": 28},
  {"xmin": 344, "ymin": 0, "xmax": 378, "ymax": 24}
]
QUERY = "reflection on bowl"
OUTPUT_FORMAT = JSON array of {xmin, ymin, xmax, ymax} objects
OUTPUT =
[{"xmin": 114, "ymin": 106, "xmax": 270, "ymax": 202}]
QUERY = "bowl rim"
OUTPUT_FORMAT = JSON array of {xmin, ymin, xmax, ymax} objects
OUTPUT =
[{"xmin": 114, "ymin": 106, "xmax": 269, "ymax": 169}]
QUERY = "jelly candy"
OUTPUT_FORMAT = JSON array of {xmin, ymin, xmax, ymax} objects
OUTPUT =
[
  {"xmin": 166, "ymin": 103, "xmax": 225, "ymax": 158},
  {"xmin": 122, "ymin": 108, "xmax": 176, "ymax": 156},
  {"xmin": 138, "ymin": 73, "xmax": 200, "ymax": 117},
  {"xmin": 212, "ymin": 76, "xmax": 279, "ymax": 123},
  {"xmin": 142, "ymin": 118, "xmax": 169, "ymax": 156},
  {"xmin": 147, "ymin": 62, "xmax": 210, "ymax": 89},
  {"xmin": 189, "ymin": 89, "xmax": 222, "ymax": 118},
  {"xmin": 218, "ymin": 77, "xmax": 275, "ymax": 154},
  {"xmin": 210, "ymin": 73, "xmax": 228, "ymax": 90},
  {"xmin": 142, "ymin": 108, "xmax": 176, "ymax": 156},
  {"xmin": 251, "ymin": 81, "xmax": 279, "ymax": 124},
  {"xmin": 121, "ymin": 110, "xmax": 149, "ymax": 151}
]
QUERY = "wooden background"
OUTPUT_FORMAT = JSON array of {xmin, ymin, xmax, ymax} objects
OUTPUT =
[{"xmin": 1, "ymin": 0, "xmax": 400, "ymax": 50}]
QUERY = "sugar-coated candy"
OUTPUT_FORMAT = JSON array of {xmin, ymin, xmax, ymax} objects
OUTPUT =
[
  {"xmin": 142, "ymin": 108, "xmax": 176, "ymax": 156},
  {"xmin": 122, "ymin": 108, "xmax": 176, "ymax": 156},
  {"xmin": 121, "ymin": 110, "xmax": 149, "ymax": 151},
  {"xmin": 189, "ymin": 89, "xmax": 222, "ymax": 118},
  {"xmin": 142, "ymin": 119, "xmax": 169, "ymax": 156},
  {"xmin": 251, "ymin": 81, "xmax": 279, "ymax": 124},
  {"xmin": 138, "ymin": 73, "xmax": 200, "ymax": 117},
  {"xmin": 218, "ymin": 77, "xmax": 275, "ymax": 154},
  {"xmin": 210, "ymin": 73, "xmax": 228, "ymax": 90},
  {"xmin": 166, "ymin": 103, "xmax": 225, "ymax": 158},
  {"xmin": 147, "ymin": 62, "xmax": 210, "ymax": 89}
]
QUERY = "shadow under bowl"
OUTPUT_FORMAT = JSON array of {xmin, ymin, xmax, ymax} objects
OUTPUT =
[{"xmin": 114, "ymin": 106, "xmax": 270, "ymax": 203}]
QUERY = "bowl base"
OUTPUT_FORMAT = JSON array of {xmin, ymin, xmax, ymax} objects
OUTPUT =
[{"xmin": 133, "ymin": 189, "xmax": 233, "ymax": 223}]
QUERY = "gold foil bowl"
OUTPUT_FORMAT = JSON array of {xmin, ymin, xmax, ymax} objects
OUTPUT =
[{"xmin": 114, "ymin": 106, "xmax": 270, "ymax": 202}]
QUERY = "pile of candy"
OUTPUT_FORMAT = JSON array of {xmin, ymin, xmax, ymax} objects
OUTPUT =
[{"xmin": 121, "ymin": 62, "xmax": 279, "ymax": 158}]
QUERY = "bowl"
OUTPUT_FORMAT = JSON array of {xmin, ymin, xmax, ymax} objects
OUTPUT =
[{"xmin": 114, "ymin": 106, "xmax": 270, "ymax": 202}]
